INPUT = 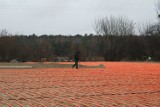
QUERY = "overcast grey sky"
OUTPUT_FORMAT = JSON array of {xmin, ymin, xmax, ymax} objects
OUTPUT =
[{"xmin": 0, "ymin": 0, "xmax": 158, "ymax": 35}]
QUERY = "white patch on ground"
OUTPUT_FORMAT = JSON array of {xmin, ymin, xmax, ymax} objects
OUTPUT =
[{"xmin": 0, "ymin": 66, "xmax": 32, "ymax": 69}]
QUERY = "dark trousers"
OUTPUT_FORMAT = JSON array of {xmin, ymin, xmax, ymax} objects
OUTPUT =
[{"xmin": 72, "ymin": 61, "xmax": 78, "ymax": 69}]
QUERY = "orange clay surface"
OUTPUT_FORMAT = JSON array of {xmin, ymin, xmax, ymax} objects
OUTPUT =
[{"xmin": 0, "ymin": 62, "xmax": 160, "ymax": 107}]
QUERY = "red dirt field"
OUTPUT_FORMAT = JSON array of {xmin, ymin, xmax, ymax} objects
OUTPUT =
[{"xmin": 0, "ymin": 62, "xmax": 160, "ymax": 107}]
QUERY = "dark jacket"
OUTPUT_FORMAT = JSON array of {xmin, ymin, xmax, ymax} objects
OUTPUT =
[{"xmin": 74, "ymin": 54, "xmax": 79, "ymax": 61}]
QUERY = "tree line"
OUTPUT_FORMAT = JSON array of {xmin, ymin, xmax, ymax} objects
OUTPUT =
[{"xmin": 0, "ymin": 33, "xmax": 160, "ymax": 62}]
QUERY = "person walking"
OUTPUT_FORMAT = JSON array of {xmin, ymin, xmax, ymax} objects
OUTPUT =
[{"xmin": 72, "ymin": 51, "xmax": 80, "ymax": 69}]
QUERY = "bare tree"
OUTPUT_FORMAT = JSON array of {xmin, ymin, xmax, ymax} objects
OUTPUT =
[
  {"xmin": 94, "ymin": 16, "xmax": 135, "ymax": 61},
  {"xmin": 138, "ymin": 1, "xmax": 160, "ymax": 36},
  {"xmin": 138, "ymin": 23, "xmax": 157, "ymax": 35},
  {"xmin": 138, "ymin": 22, "xmax": 160, "ymax": 36},
  {"xmin": 156, "ymin": 0, "xmax": 160, "ymax": 19},
  {"xmin": 0, "ymin": 29, "xmax": 9, "ymax": 36},
  {"xmin": 94, "ymin": 16, "xmax": 135, "ymax": 36}
]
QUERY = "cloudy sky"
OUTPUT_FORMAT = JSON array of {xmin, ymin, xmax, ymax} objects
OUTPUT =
[{"xmin": 0, "ymin": 0, "xmax": 158, "ymax": 35}]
